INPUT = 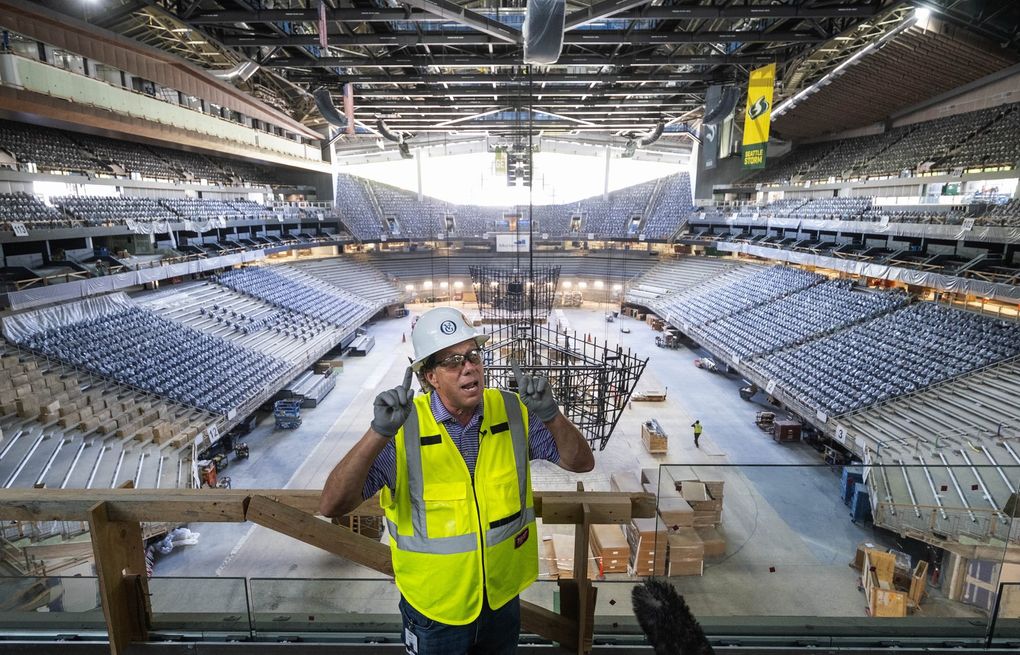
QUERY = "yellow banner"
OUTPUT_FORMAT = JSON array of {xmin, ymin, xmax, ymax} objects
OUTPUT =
[{"xmin": 741, "ymin": 63, "xmax": 776, "ymax": 169}]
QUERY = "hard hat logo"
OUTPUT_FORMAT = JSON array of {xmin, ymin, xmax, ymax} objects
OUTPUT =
[{"xmin": 409, "ymin": 306, "xmax": 490, "ymax": 374}]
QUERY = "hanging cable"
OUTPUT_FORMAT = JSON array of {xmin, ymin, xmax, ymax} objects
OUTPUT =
[{"xmin": 528, "ymin": 65, "xmax": 535, "ymax": 329}]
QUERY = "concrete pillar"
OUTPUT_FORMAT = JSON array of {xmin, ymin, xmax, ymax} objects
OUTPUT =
[
  {"xmin": 416, "ymin": 149, "xmax": 424, "ymax": 202},
  {"xmin": 603, "ymin": 146, "xmax": 611, "ymax": 201}
]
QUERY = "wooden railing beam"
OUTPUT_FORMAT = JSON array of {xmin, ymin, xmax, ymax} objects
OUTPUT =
[{"xmin": 0, "ymin": 488, "xmax": 656, "ymax": 653}]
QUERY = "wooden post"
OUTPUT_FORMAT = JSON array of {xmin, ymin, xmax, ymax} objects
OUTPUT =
[
  {"xmin": 557, "ymin": 482, "xmax": 597, "ymax": 655},
  {"xmin": 87, "ymin": 501, "xmax": 149, "ymax": 655}
]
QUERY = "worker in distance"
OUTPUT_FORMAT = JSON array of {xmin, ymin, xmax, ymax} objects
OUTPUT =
[{"xmin": 320, "ymin": 306, "xmax": 594, "ymax": 654}]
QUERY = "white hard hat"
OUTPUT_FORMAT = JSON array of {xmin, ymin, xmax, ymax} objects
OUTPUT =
[{"xmin": 410, "ymin": 307, "xmax": 489, "ymax": 372}]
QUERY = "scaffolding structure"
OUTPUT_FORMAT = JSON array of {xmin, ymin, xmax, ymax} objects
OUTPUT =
[
  {"xmin": 469, "ymin": 265, "xmax": 559, "ymax": 324},
  {"xmin": 484, "ymin": 322, "xmax": 647, "ymax": 451}
]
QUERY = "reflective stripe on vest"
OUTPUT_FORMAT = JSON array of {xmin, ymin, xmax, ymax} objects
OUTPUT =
[
  {"xmin": 485, "ymin": 390, "xmax": 533, "ymax": 546},
  {"xmin": 387, "ymin": 390, "xmax": 530, "ymax": 554}
]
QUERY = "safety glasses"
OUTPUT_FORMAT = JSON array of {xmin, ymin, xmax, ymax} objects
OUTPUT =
[{"xmin": 433, "ymin": 348, "xmax": 483, "ymax": 370}]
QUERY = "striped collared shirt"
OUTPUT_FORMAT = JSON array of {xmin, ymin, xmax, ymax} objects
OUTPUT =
[{"xmin": 362, "ymin": 390, "xmax": 560, "ymax": 499}]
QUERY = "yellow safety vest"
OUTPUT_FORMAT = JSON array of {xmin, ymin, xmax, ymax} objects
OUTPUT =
[{"xmin": 380, "ymin": 388, "xmax": 538, "ymax": 625}]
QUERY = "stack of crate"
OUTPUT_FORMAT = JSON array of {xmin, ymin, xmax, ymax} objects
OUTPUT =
[
  {"xmin": 626, "ymin": 517, "xmax": 667, "ymax": 576},
  {"xmin": 641, "ymin": 419, "xmax": 668, "ymax": 454},
  {"xmin": 676, "ymin": 478, "xmax": 726, "ymax": 557},
  {"xmin": 0, "ymin": 356, "xmax": 85, "ymax": 422},
  {"xmin": 666, "ymin": 528, "xmax": 705, "ymax": 576},
  {"xmin": 589, "ymin": 524, "xmax": 629, "ymax": 573},
  {"xmin": 549, "ymin": 534, "xmax": 598, "ymax": 579},
  {"xmin": 0, "ymin": 352, "xmax": 212, "ymax": 449},
  {"xmin": 539, "ymin": 536, "xmax": 558, "ymax": 580},
  {"xmin": 677, "ymin": 480, "xmax": 723, "ymax": 527}
]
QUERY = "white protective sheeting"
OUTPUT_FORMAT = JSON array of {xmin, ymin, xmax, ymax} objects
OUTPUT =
[
  {"xmin": 2, "ymin": 292, "xmax": 133, "ymax": 342},
  {"xmin": 3, "ymin": 251, "xmax": 265, "ymax": 311},
  {"xmin": 717, "ymin": 242, "xmax": 1020, "ymax": 303},
  {"xmin": 689, "ymin": 213, "xmax": 1020, "ymax": 243},
  {"xmin": 523, "ymin": 0, "xmax": 566, "ymax": 65}
]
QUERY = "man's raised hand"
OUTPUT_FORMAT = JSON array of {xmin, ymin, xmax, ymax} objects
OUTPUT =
[
  {"xmin": 511, "ymin": 360, "xmax": 560, "ymax": 423},
  {"xmin": 371, "ymin": 367, "xmax": 415, "ymax": 438}
]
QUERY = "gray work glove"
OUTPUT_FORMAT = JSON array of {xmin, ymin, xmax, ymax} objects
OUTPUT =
[
  {"xmin": 512, "ymin": 361, "xmax": 560, "ymax": 423},
  {"xmin": 371, "ymin": 367, "xmax": 414, "ymax": 438}
]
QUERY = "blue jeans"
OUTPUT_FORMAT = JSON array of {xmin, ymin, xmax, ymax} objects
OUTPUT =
[{"xmin": 399, "ymin": 595, "xmax": 520, "ymax": 655}]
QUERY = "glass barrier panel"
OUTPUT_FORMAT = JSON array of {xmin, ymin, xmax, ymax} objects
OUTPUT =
[
  {"xmin": 148, "ymin": 576, "xmax": 250, "ymax": 633},
  {"xmin": 248, "ymin": 577, "xmax": 401, "ymax": 634},
  {"xmin": 619, "ymin": 462, "xmax": 1020, "ymax": 646},
  {"xmin": 990, "ymin": 581, "xmax": 1020, "ymax": 646},
  {"xmin": 0, "ymin": 576, "xmax": 106, "ymax": 631}
]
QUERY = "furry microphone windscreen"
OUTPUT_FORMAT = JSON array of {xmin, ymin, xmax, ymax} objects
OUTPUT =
[{"xmin": 631, "ymin": 579, "xmax": 715, "ymax": 655}]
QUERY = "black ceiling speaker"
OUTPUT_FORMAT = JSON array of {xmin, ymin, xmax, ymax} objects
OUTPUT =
[
  {"xmin": 312, "ymin": 87, "xmax": 349, "ymax": 129},
  {"xmin": 523, "ymin": 0, "xmax": 566, "ymax": 65},
  {"xmin": 703, "ymin": 85, "xmax": 739, "ymax": 125}
]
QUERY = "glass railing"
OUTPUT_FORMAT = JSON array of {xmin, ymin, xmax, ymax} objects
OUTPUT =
[
  {"xmin": 638, "ymin": 462, "xmax": 1019, "ymax": 647},
  {"xmin": 990, "ymin": 581, "xmax": 1020, "ymax": 646},
  {"xmin": 0, "ymin": 575, "xmax": 105, "ymax": 632},
  {"xmin": 148, "ymin": 577, "xmax": 251, "ymax": 634},
  {"xmin": 0, "ymin": 462, "xmax": 1016, "ymax": 649}
]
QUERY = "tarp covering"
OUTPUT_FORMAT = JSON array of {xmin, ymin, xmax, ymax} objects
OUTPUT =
[
  {"xmin": 523, "ymin": 0, "xmax": 565, "ymax": 65},
  {"xmin": 124, "ymin": 218, "xmax": 176, "ymax": 235},
  {"xmin": 2, "ymin": 250, "xmax": 265, "ymax": 311},
  {"xmin": 689, "ymin": 213, "xmax": 1020, "ymax": 243},
  {"xmin": 2, "ymin": 292, "xmax": 133, "ymax": 342},
  {"xmin": 717, "ymin": 242, "xmax": 1020, "ymax": 302}
]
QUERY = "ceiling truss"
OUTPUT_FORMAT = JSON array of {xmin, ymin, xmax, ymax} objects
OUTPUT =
[{"xmin": 75, "ymin": 0, "xmax": 895, "ymax": 136}]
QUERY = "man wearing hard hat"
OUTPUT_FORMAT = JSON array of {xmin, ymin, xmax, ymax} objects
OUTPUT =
[{"xmin": 320, "ymin": 306, "xmax": 594, "ymax": 654}]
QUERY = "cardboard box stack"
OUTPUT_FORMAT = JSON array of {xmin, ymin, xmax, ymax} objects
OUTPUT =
[
  {"xmin": 676, "ymin": 480, "xmax": 723, "ymax": 527},
  {"xmin": 610, "ymin": 471, "xmax": 645, "ymax": 494},
  {"xmin": 626, "ymin": 517, "xmax": 667, "ymax": 576},
  {"xmin": 539, "ymin": 536, "xmax": 557, "ymax": 580},
  {"xmin": 590, "ymin": 524, "xmax": 630, "ymax": 573},
  {"xmin": 696, "ymin": 527, "xmax": 726, "ymax": 558},
  {"xmin": 550, "ymin": 533, "xmax": 598, "ymax": 580},
  {"xmin": 0, "ymin": 352, "xmax": 212, "ymax": 449},
  {"xmin": 667, "ymin": 528, "xmax": 705, "ymax": 576},
  {"xmin": 630, "ymin": 468, "xmax": 730, "ymax": 575},
  {"xmin": 0, "ymin": 356, "xmax": 87, "ymax": 422}
]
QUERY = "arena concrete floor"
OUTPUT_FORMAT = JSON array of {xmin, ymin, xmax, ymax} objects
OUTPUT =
[{"xmin": 149, "ymin": 302, "xmax": 984, "ymax": 627}]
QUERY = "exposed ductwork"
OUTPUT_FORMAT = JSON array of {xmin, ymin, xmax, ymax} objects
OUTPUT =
[
  {"xmin": 377, "ymin": 118, "xmax": 414, "ymax": 159},
  {"xmin": 621, "ymin": 122, "xmax": 664, "ymax": 157},
  {"xmin": 636, "ymin": 121, "xmax": 664, "ymax": 147},
  {"xmin": 209, "ymin": 60, "xmax": 260, "ymax": 82}
]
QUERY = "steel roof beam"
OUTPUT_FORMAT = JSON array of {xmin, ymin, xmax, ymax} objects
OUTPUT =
[
  {"xmin": 293, "ymin": 72, "xmax": 720, "ymax": 84},
  {"xmin": 346, "ymin": 87, "xmax": 704, "ymax": 97},
  {"xmin": 365, "ymin": 124, "xmax": 685, "ymax": 131},
  {"xmin": 265, "ymin": 53, "xmax": 776, "ymax": 68},
  {"xmin": 399, "ymin": 0, "xmax": 521, "ymax": 43},
  {"xmin": 564, "ymin": 0, "xmax": 655, "ymax": 30},
  {"xmin": 364, "ymin": 106, "xmax": 693, "ymax": 114},
  {"xmin": 222, "ymin": 30, "xmax": 821, "ymax": 48},
  {"xmin": 351, "ymin": 102, "xmax": 696, "ymax": 110},
  {"xmin": 186, "ymin": 4, "xmax": 878, "ymax": 24}
]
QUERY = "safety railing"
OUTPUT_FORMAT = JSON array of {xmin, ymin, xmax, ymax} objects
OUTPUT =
[{"xmin": 0, "ymin": 487, "xmax": 654, "ymax": 655}]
